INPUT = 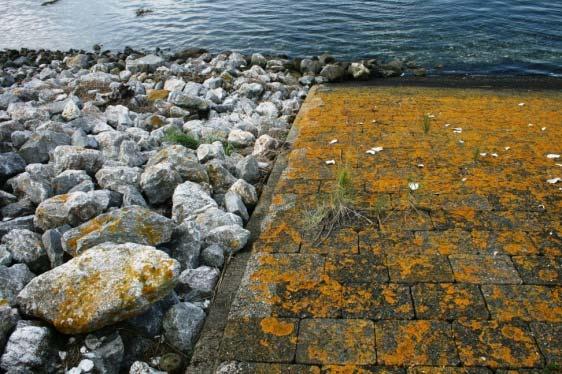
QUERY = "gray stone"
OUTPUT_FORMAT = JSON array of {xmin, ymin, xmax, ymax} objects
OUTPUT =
[
  {"xmin": 225, "ymin": 191, "xmax": 249, "ymax": 222},
  {"xmin": 82, "ymin": 332, "xmax": 124, "ymax": 374},
  {"xmin": 0, "ymin": 320, "xmax": 54, "ymax": 372},
  {"xmin": 0, "ymin": 245, "xmax": 12, "ymax": 266},
  {"xmin": 105, "ymin": 105, "xmax": 132, "ymax": 128},
  {"xmin": 0, "ymin": 303, "xmax": 19, "ymax": 353},
  {"xmin": 235, "ymin": 155, "xmax": 260, "ymax": 183},
  {"xmin": 183, "ymin": 82, "xmax": 204, "ymax": 96},
  {"xmin": 229, "ymin": 179, "xmax": 258, "ymax": 206},
  {"xmin": 200, "ymin": 244, "xmax": 225, "ymax": 268},
  {"xmin": 71, "ymin": 129, "xmax": 98, "ymax": 148},
  {"xmin": 172, "ymin": 181, "xmax": 218, "ymax": 223},
  {"xmin": 177, "ymin": 266, "xmax": 220, "ymax": 301},
  {"xmin": 140, "ymin": 162, "xmax": 182, "ymax": 205},
  {"xmin": 0, "ymin": 153, "xmax": 26, "ymax": 181},
  {"xmin": 227, "ymin": 129, "xmax": 255, "ymax": 148},
  {"xmin": 95, "ymin": 131, "xmax": 128, "ymax": 160},
  {"xmin": 251, "ymin": 53, "xmax": 267, "ymax": 67},
  {"xmin": 1, "ymin": 198, "xmax": 34, "ymax": 220},
  {"xmin": 1, "ymin": 229, "xmax": 48, "ymax": 273},
  {"xmin": 0, "ymin": 264, "xmax": 35, "ymax": 306},
  {"xmin": 52, "ymin": 170, "xmax": 92, "ymax": 195},
  {"xmin": 146, "ymin": 145, "xmax": 208, "ymax": 183},
  {"xmin": 349, "ymin": 62, "xmax": 371, "ymax": 79},
  {"xmin": 193, "ymin": 207, "xmax": 243, "ymax": 236},
  {"xmin": 238, "ymin": 83, "xmax": 264, "ymax": 98},
  {"xmin": 0, "ymin": 216, "xmax": 35, "ymax": 239},
  {"xmin": 196, "ymin": 141, "xmax": 225, "ymax": 163},
  {"xmin": 52, "ymin": 145, "xmax": 104, "ymax": 175},
  {"xmin": 7, "ymin": 102, "xmax": 50, "ymax": 122},
  {"xmin": 162, "ymin": 302, "xmax": 205, "ymax": 353},
  {"xmin": 66, "ymin": 54, "xmax": 90, "ymax": 68},
  {"xmin": 126, "ymin": 55, "xmax": 164, "ymax": 73},
  {"xmin": 95, "ymin": 166, "xmax": 141, "ymax": 192},
  {"xmin": 19, "ymin": 130, "xmax": 71, "ymax": 164},
  {"xmin": 206, "ymin": 159, "xmax": 237, "ymax": 193},
  {"xmin": 300, "ymin": 59, "xmax": 322, "ymax": 75},
  {"xmin": 34, "ymin": 190, "xmax": 111, "ymax": 231},
  {"xmin": 168, "ymin": 91, "xmax": 209, "ymax": 112},
  {"xmin": 41, "ymin": 226, "xmax": 69, "ymax": 268},
  {"xmin": 204, "ymin": 224, "xmax": 250, "ymax": 253},
  {"xmin": 255, "ymin": 101, "xmax": 279, "ymax": 118},
  {"xmin": 164, "ymin": 78, "xmax": 186, "ymax": 92},
  {"xmin": 7, "ymin": 170, "xmax": 52, "ymax": 205},
  {"xmin": 252, "ymin": 134, "xmax": 279, "ymax": 158},
  {"xmin": 121, "ymin": 185, "xmax": 148, "ymax": 207},
  {"xmin": 61, "ymin": 206, "xmax": 174, "ymax": 256},
  {"xmin": 169, "ymin": 221, "xmax": 202, "ymax": 270},
  {"xmin": 119, "ymin": 140, "xmax": 146, "ymax": 167},
  {"xmin": 124, "ymin": 292, "xmax": 179, "ymax": 338},
  {"xmin": 320, "ymin": 64, "xmax": 346, "ymax": 82},
  {"xmin": 69, "ymin": 179, "xmax": 95, "ymax": 193},
  {"xmin": 62, "ymin": 100, "xmax": 81, "ymax": 121},
  {"xmin": 203, "ymin": 77, "xmax": 223, "ymax": 90},
  {"xmin": 129, "ymin": 361, "xmax": 166, "ymax": 374},
  {"xmin": 0, "ymin": 190, "xmax": 17, "ymax": 208},
  {"xmin": 17, "ymin": 242, "xmax": 180, "ymax": 334}
]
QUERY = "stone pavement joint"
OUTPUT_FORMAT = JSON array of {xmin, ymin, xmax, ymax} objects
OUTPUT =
[{"xmin": 189, "ymin": 85, "xmax": 562, "ymax": 373}]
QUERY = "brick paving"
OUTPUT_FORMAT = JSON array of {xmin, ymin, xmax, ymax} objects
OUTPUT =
[{"xmin": 202, "ymin": 86, "xmax": 562, "ymax": 372}]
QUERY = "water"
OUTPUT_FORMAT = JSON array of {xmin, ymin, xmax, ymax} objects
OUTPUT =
[{"xmin": 1, "ymin": 0, "xmax": 562, "ymax": 75}]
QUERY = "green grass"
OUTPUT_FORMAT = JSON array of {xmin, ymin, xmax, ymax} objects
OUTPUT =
[
  {"xmin": 224, "ymin": 142, "xmax": 235, "ymax": 156},
  {"xmin": 163, "ymin": 128, "xmax": 199, "ymax": 150},
  {"xmin": 422, "ymin": 114, "xmax": 431, "ymax": 134},
  {"xmin": 473, "ymin": 147, "xmax": 480, "ymax": 162}
]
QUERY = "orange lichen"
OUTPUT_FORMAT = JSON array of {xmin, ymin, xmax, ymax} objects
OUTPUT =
[{"xmin": 259, "ymin": 317, "xmax": 294, "ymax": 336}]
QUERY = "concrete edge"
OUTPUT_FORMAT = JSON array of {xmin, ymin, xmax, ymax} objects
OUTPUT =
[{"xmin": 186, "ymin": 86, "xmax": 319, "ymax": 374}]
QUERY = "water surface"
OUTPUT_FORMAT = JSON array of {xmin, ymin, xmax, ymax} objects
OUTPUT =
[{"xmin": 1, "ymin": 0, "xmax": 562, "ymax": 75}]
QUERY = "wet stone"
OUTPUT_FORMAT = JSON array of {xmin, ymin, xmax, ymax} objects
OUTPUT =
[
  {"xmin": 387, "ymin": 254, "xmax": 454, "ymax": 283},
  {"xmin": 296, "ymin": 319, "xmax": 376, "ymax": 365},
  {"xmin": 342, "ymin": 283, "xmax": 414, "ymax": 320},
  {"xmin": 375, "ymin": 320, "xmax": 459, "ymax": 366},
  {"xmin": 411, "ymin": 283, "xmax": 490, "ymax": 320},
  {"xmin": 452, "ymin": 320, "xmax": 542, "ymax": 368},
  {"xmin": 220, "ymin": 317, "xmax": 298, "ymax": 363},
  {"xmin": 481, "ymin": 285, "xmax": 562, "ymax": 322},
  {"xmin": 449, "ymin": 254, "xmax": 522, "ymax": 284}
]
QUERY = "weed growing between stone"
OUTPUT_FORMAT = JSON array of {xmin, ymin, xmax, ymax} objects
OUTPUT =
[
  {"xmin": 422, "ymin": 114, "xmax": 431, "ymax": 134},
  {"xmin": 163, "ymin": 128, "xmax": 200, "ymax": 150}
]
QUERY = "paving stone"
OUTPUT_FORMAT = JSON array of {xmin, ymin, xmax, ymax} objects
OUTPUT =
[
  {"xmin": 301, "ymin": 227, "xmax": 359, "ymax": 255},
  {"xmin": 220, "ymin": 317, "xmax": 298, "ymax": 363},
  {"xmin": 471, "ymin": 231, "xmax": 538, "ymax": 256},
  {"xmin": 342, "ymin": 283, "xmax": 414, "ymax": 320},
  {"xmin": 216, "ymin": 362, "xmax": 320, "ymax": 373},
  {"xmin": 323, "ymin": 366, "xmax": 405, "ymax": 373},
  {"xmin": 296, "ymin": 319, "xmax": 376, "ymax": 365},
  {"xmin": 411, "ymin": 283, "xmax": 489, "ymax": 320},
  {"xmin": 527, "ymin": 231, "xmax": 562, "ymax": 257},
  {"xmin": 530, "ymin": 322, "xmax": 562, "ymax": 366},
  {"xmin": 512, "ymin": 256, "xmax": 562, "ymax": 285},
  {"xmin": 452, "ymin": 320, "xmax": 542, "ymax": 368},
  {"xmin": 406, "ymin": 368, "xmax": 492, "ymax": 374},
  {"xmin": 449, "ymin": 254, "xmax": 522, "ymax": 284},
  {"xmin": 481, "ymin": 285, "xmax": 562, "ymax": 322},
  {"xmin": 325, "ymin": 254, "xmax": 388, "ymax": 283},
  {"xmin": 387, "ymin": 254, "xmax": 454, "ymax": 283},
  {"xmin": 375, "ymin": 320, "xmax": 459, "ymax": 366}
]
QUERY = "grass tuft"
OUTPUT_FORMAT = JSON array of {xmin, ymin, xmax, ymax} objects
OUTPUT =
[
  {"xmin": 422, "ymin": 114, "xmax": 431, "ymax": 134},
  {"xmin": 163, "ymin": 128, "xmax": 199, "ymax": 150}
]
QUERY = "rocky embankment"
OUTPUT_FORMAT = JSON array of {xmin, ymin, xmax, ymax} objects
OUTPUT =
[{"xmin": 0, "ymin": 47, "xmax": 421, "ymax": 373}]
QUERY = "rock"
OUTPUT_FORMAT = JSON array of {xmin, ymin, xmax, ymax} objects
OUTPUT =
[
  {"xmin": 52, "ymin": 170, "xmax": 92, "ymax": 195},
  {"xmin": 235, "ymin": 155, "xmax": 260, "ymax": 183},
  {"xmin": 169, "ymin": 221, "xmax": 202, "ymax": 270},
  {"xmin": 204, "ymin": 224, "xmax": 250, "ymax": 253},
  {"xmin": 146, "ymin": 145, "xmax": 208, "ymax": 183},
  {"xmin": 318, "ymin": 53, "xmax": 335, "ymax": 65},
  {"xmin": 206, "ymin": 160, "xmax": 237, "ymax": 193},
  {"xmin": 121, "ymin": 185, "xmax": 148, "ymax": 207},
  {"xmin": 176, "ymin": 266, "xmax": 220, "ymax": 301},
  {"xmin": 66, "ymin": 54, "xmax": 90, "ymax": 68},
  {"xmin": 77, "ymin": 359, "xmax": 95, "ymax": 373},
  {"xmin": 130, "ymin": 361, "xmax": 166, "ymax": 374},
  {"xmin": 34, "ymin": 190, "xmax": 111, "ymax": 231},
  {"xmin": 19, "ymin": 130, "xmax": 71, "ymax": 164},
  {"xmin": 11, "ymin": 130, "xmax": 32, "ymax": 148},
  {"xmin": 227, "ymin": 129, "xmax": 255, "ymax": 148},
  {"xmin": 126, "ymin": 55, "xmax": 164, "ymax": 73},
  {"xmin": 61, "ymin": 206, "xmax": 174, "ymax": 256},
  {"xmin": 252, "ymin": 134, "xmax": 279, "ymax": 158},
  {"xmin": 238, "ymin": 83, "xmax": 264, "ymax": 99},
  {"xmin": 164, "ymin": 78, "xmax": 186, "ymax": 92},
  {"xmin": 0, "ymin": 320, "xmax": 55, "ymax": 372},
  {"xmin": 224, "ymin": 191, "xmax": 249, "ymax": 222},
  {"xmin": 200, "ymin": 244, "xmax": 225, "ymax": 268},
  {"xmin": 251, "ymin": 53, "xmax": 267, "ymax": 67},
  {"xmin": 105, "ymin": 105, "xmax": 132, "ymax": 128},
  {"xmin": 0, "ymin": 245, "xmax": 12, "ymax": 266},
  {"xmin": 172, "ymin": 181, "xmax": 218, "ymax": 223},
  {"xmin": 140, "ymin": 162, "xmax": 182, "ymax": 205},
  {"xmin": 168, "ymin": 91, "xmax": 208, "ymax": 112},
  {"xmin": 1, "ymin": 198, "xmax": 34, "ymax": 220},
  {"xmin": 196, "ymin": 141, "xmax": 225, "ymax": 163},
  {"xmin": 0, "ymin": 190, "xmax": 17, "ymax": 208},
  {"xmin": 52, "ymin": 145, "xmax": 104, "ymax": 175},
  {"xmin": 255, "ymin": 101, "xmax": 279, "ymax": 118},
  {"xmin": 124, "ymin": 292, "xmax": 178, "ymax": 338},
  {"xmin": 7, "ymin": 102, "xmax": 50, "ymax": 122},
  {"xmin": 229, "ymin": 179, "xmax": 258, "ymax": 206},
  {"xmin": 300, "ymin": 59, "xmax": 322, "ymax": 75},
  {"xmin": 162, "ymin": 302, "xmax": 205, "ymax": 353},
  {"xmin": 119, "ymin": 140, "xmax": 146, "ymax": 167},
  {"xmin": 42, "ymin": 226, "xmax": 69, "ymax": 268},
  {"xmin": 95, "ymin": 131, "xmax": 128, "ymax": 160},
  {"xmin": 0, "ymin": 153, "xmax": 26, "ymax": 182},
  {"xmin": 146, "ymin": 89, "xmax": 170, "ymax": 102},
  {"xmin": 82, "ymin": 332, "xmax": 124, "ymax": 374},
  {"xmin": 349, "ymin": 62, "xmax": 371, "ymax": 79},
  {"xmin": 0, "ymin": 303, "xmax": 19, "ymax": 352},
  {"xmin": 17, "ymin": 242, "xmax": 180, "ymax": 334},
  {"xmin": 71, "ymin": 129, "xmax": 98, "ymax": 148},
  {"xmin": 203, "ymin": 77, "xmax": 223, "ymax": 90},
  {"xmin": 62, "ymin": 100, "xmax": 81, "ymax": 121},
  {"xmin": 1, "ymin": 229, "xmax": 49, "ymax": 273},
  {"xmin": 0, "ymin": 264, "xmax": 35, "ymax": 306},
  {"xmin": 320, "ymin": 64, "xmax": 346, "ymax": 82},
  {"xmin": 0, "ymin": 216, "xmax": 35, "ymax": 239},
  {"xmin": 79, "ymin": 72, "xmax": 116, "ymax": 85},
  {"xmin": 7, "ymin": 168, "xmax": 53, "ymax": 205},
  {"xmin": 95, "ymin": 166, "xmax": 141, "ymax": 192}
]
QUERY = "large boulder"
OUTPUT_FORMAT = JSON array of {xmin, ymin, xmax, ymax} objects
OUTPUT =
[
  {"xmin": 0, "ymin": 320, "xmax": 55, "ymax": 372},
  {"xmin": 172, "ymin": 182, "xmax": 217, "ymax": 223},
  {"xmin": 206, "ymin": 160, "xmax": 237, "ymax": 193},
  {"xmin": 204, "ymin": 224, "xmax": 250, "ymax": 253},
  {"xmin": 7, "ymin": 165, "xmax": 53, "ymax": 204},
  {"xmin": 168, "ymin": 92, "xmax": 209, "ymax": 112},
  {"xmin": 146, "ymin": 145, "xmax": 208, "ymax": 183},
  {"xmin": 34, "ymin": 190, "xmax": 112, "ymax": 231},
  {"xmin": 95, "ymin": 166, "xmax": 142, "ymax": 192},
  {"xmin": 1, "ymin": 229, "xmax": 49, "ymax": 273},
  {"xmin": 193, "ymin": 207, "xmax": 243, "ymax": 236},
  {"xmin": 17, "ymin": 243, "xmax": 181, "ymax": 334},
  {"xmin": 169, "ymin": 221, "xmax": 202, "ymax": 270},
  {"xmin": 140, "ymin": 163, "xmax": 182, "ymax": 205},
  {"xmin": 0, "ymin": 153, "xmax": 26, "ymax": 182},
  {"xmin": 176, "ymin": 266, "xmax": 220, "ymax": 301},
  {"xmin": 19, "ymin": 130, "xmax": 71, "ymax": 164},
  {"xmin": 52, "ymin": 145, "xmax": 104, "ymax": 175},
  {"xmin": 126, "ymin": 55, "xmax": 164, "ymax": 73},
  {"xmin": 52, "ymin": 170, "xmax": 93, "ymax": 195},
  {"xmin": 62, "ymin": 206, "xmax": 174, "ymax": 256},
  {"xmin": 0, "ymin": 264, "xmax": 35, "ymax": 306}
]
